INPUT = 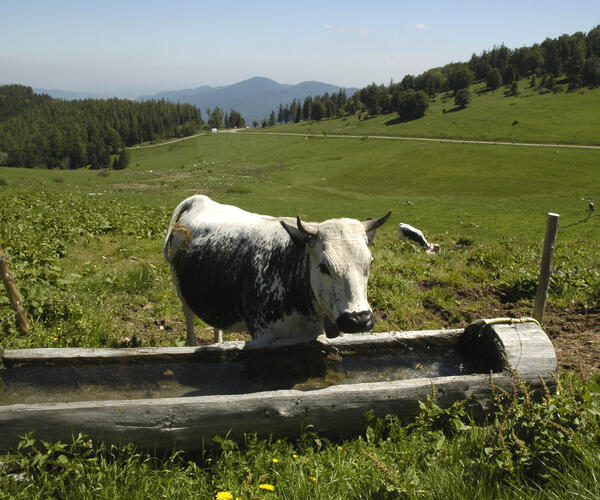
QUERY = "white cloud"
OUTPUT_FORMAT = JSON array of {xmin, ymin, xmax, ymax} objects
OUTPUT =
[
  {"xmin": 324, "ymin": 24, "xmax": 368, "ymax": 35},
  {"xmin": 414, "ymin": 23, "xmax": 429, "ymax": 30}
]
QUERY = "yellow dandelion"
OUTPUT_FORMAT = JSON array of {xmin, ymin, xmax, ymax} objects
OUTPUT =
[
  {"xmin": 216, "ymin": 492, "xmax": 233, "ymax": 500},
  {"xmin": 292, "ymin": 454, "xmax": 298, "ymax": 459},
  {"xmin": 259, "ymin": 484, "xmax": 275, "ymax": 492},
  {"xmin": 337, "ymin": 446, "xmax": 343, "ymax": 451},
  {"xmin": 272, "ymin": 458, "xmax": 279, "ymax": 464},
  {"xmin": 310, "ymin": 476, "xmax": 317, "ymax": 482}
]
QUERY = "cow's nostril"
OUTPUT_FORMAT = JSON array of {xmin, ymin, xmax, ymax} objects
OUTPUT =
[{"xmin": 336, "ymin": 311, "xmax": 375, "ymax": 333}]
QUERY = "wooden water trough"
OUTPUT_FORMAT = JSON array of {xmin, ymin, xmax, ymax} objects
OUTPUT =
[{"xmin": 0, "ymin": 318, "xmax": 557, "ymax": 451}]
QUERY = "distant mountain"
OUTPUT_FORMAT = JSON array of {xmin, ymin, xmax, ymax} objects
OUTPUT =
[{"xmin": 138, "ymin": 76, "xmax": 359, "ymax": 125}]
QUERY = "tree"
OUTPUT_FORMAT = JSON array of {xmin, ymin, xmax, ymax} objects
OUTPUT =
[
  {"xmin": 454, "ymin": 88, "xmax": 472, "ymax": 108},
  {"xmin": 583, "ymin": 56, "xmax": 600, "ymax": 86},
  {"xmin": 565, "ymin": 38, "xmax": 586, "ymax": 82},
  {"xmin": 587, "ymin": 25, "xmax": 600, "ymax": 57},
  {"xmin": 401, "ymin": 74, "xmax": 416, "ymax": 90},
  {"xmin": 417, "ymin": 70, "xmax": 446, "ymax": 96},
  {"xmin": 448, "ymin": 66, "xmax": 474, "ymax": 93},
  {"xmin": 486, "ymin": 68, "xmax": 502, "ymax": 89},
  {"xmin": 112, "ymin": 148, "xmax": 129, "ymax": 170},
  {"xmin": 394, "ymin": 90, "xmax": 428, "ymax": 120},
  {"xmin": 523, "ymin": 45, "xmax": 545, "ymax": 75},
  {"xmin": 311, "ymin": 99, "xmax": 325, "ymax": 121},
  {"xmin": 302, "ymin": 96, "xmax": 312, "ymax": 121},
  {"xmin": 268, "ymin": 111, "xmax": 276, "ymax": 126},
  {"xmin": 294, "ymin": 103, "xmax": 302, "ymax": 122}
]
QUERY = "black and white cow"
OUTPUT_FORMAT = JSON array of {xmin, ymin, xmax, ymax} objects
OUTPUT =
[
  {"xmin": 164, "ymin": 195, "xmax": 391, "ymax": 345},
  {"xmin": 398, "ymin": 223, "xmax": 440, "ymax": 254}
]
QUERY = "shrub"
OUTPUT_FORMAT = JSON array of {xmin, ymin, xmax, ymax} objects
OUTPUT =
[
  {"xmin": 454, "ymin": 88, "xmax": 472, "ymax": 108},
  {"xmin": 394, "ymin": 89, "xmax": 429, "ymax": 121}
]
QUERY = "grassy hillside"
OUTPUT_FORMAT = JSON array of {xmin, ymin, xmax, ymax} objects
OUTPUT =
[
  {"xmin": 1, "ymin": 121, "xmax": 599, "ymax": 498},
  {"xmin": 250, "ymin": 81, "xmax": 600, "ymax": 146},
  {"xmin": 1, "ymin": 131, "xmax": 598, "ymax": 350}
]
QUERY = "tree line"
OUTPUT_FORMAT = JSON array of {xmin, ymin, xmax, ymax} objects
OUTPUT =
[
  {"xmin": 263, "ymin": 25, "xmax": 600, "ymax": 126},
  {"xmin": 0, "ymin": 85, "xmax": 241, "ymax": 169},
  {"xmin": 0, "ymin": 85, "xmax": 204, "ymax": 169},
  {"xmin": 205, "ymin": 107, "xmax": 246, "ymax": 129}
]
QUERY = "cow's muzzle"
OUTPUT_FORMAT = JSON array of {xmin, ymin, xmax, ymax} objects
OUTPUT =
[{"xmin": 336, "ymin": 310, "xmax": 375, "ymax": 333}]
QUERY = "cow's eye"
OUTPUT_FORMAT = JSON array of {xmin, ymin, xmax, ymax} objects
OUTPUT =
[{"xmin": 319, "ymin": 263, "xmax": 331, "ymax": 275}]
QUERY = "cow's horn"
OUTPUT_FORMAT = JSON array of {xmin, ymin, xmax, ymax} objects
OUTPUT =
[
  {"xmin": 362, "ymin": 211, "xmax": 392, "ymax": 232},
  {"xmin": 297, "ymin": 215, "xmax": 319, "ymax": 236}
]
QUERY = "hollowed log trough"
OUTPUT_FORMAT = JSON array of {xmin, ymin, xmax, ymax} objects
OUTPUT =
[{"xmin": 0, "ymin": 318, "xmax": 557, "ymax": 451}]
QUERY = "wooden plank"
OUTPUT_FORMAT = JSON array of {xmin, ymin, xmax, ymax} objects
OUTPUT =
[
  {"xmin": 1, "ymin": 329, "xmax": 464, "ymax": 366},
  {"xmin": 0, "ymin": 373, "xmax": 541, "ymax": 451},
  {"xmin": 0, "ymin": 320, "xmax": 557, "ymax": 451}
]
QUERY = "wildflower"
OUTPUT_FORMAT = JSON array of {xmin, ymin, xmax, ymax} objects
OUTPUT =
[
  {"xmin": 216, "ymin": 493, "xmax": 233, "ymax": 500},
  {"xmin": 272, "ymin": 458, "xmax": 279, "ymax": 464},
  {"xmin": 337, "ymin": 446, "xmax": 343, "ymax": 451},
  {"xmin": 310, "ymin": 477, "xmax": 317, "ymax": 482},
  {"xmin": 292, "ymin": 454, "xmax": 298, "ymax": 459},
  {"xmin": 259, "ymin": 484, "xmax": 275, "ymax": 492}
]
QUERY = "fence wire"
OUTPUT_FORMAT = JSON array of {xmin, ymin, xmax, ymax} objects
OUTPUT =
[{"xmin": 559, "ymin": 213, "xmax": 600, "ymax": 230}]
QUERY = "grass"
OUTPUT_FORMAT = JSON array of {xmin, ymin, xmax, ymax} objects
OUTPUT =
[
  {"xmin": 1, "ymin": 130, "xmax": 599, "ymax": 346},
  {"xmin": 249, "ymin": 80, "xmax": 600, "ymax": 146},
  {"xmin": 1, "ymin": 90, "xmax": 599, "ymax": 496},
  {"xmin": 1, "ymin": 375, "xmax": 598, "ymax": 499}
]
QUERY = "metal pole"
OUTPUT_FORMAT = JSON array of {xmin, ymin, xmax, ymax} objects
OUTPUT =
[
  {"xmin": 0, "ymin": 243, "xmax": 29, "ymax": 335},
  {"xmin": 533, "ymin": 213, "xmax": 560, "ymax": 323}
]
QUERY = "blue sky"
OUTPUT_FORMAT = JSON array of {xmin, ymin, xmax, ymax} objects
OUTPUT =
[{"xmin": 2, "ymin": 1, "xmax": 599, "ymax": 97}]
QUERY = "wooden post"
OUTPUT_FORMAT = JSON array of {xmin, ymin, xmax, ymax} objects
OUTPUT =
[
  {"xmin": 0, "ymin": 244, "xmax": 29, "ymax": 335},
  {"xmin": 533, "ymin": 213, "xmax": 560, "ymax": 323}
]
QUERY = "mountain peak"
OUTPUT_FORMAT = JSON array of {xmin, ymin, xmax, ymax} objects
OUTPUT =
[{"xmin": 137, "ymin": 77, "xmax": 358, "ymax": 124}]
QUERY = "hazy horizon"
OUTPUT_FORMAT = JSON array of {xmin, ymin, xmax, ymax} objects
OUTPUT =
[{"xmin": 2, "ymin": 0, "xmax": 599, "ymax": 98}]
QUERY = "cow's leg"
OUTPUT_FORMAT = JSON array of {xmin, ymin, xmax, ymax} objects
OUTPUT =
[
  {"xmin": 182, "ymin": 301, "xmax": 197, "ymax": 346},
  {"xmin": 213, "ymin": 328, "xmax": 223, "ymax": 344}
]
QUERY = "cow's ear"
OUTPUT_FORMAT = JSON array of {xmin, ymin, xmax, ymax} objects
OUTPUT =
[{"xmin": 281, "ymin": 220, "xmax": 309, "ymax": 249}]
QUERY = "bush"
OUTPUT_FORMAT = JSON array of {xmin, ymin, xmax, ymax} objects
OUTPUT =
[
  {"xmin": 498, "ymin": 273, "xmax": 538, "ymax": 302},
  {"xmin": 454, "ymin": 88, "xmax": 472, "ymax": 108},
  {"xmin": 394, "ymin": 89, "xmax": 429, "ymax": 120}
]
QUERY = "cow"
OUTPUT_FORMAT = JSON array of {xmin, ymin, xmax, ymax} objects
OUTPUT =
[
  {"xmin": 164, "ymin": 195, "xmax": 391, "ymax": 346},
  {"xmin": 398, "ymin": 223, "xmax": 440, "ymax": 254}
]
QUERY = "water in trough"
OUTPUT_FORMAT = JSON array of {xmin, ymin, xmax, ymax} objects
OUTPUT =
[{"xmin": 0, "ymin": 339, "xmax": 480, "ymax": 405}]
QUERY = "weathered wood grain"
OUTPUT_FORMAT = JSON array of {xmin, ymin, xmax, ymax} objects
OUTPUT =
[{"xmin": 0, "ymin": 320, "xmax": 557, "ymax": 451}]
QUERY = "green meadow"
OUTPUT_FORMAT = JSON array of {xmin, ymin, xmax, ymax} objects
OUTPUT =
[
  {"xmin": 254, "ymin": 81, "xmax": 600, "ymax": 146},
  {"xmin": 1, "ymin": 90, "xmax": 600, "ymax": 498},
  {"xmin": 1, "ymin": 130, "xmax": 599, "ymax": 348}
]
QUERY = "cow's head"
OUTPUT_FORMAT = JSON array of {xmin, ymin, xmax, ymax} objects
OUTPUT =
[{"xmin": 281, "ymin": 211, "xmax": 391, "ymax": 337}]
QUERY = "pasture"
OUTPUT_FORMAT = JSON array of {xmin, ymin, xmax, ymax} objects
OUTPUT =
[
  {"xmin": 1, "ymin": 132, "xmax": 598, "ymax": 350},
  {"xmin": 1, "ymin": 130, "xmax": 599, "ymax": 497},
  {"xmin": 257, "ymin": 82, "xmax": 600, "ymax": 146}
]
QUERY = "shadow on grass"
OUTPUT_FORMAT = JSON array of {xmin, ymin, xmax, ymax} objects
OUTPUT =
[
  {"xmin": 442, "ymin": 106, "xmax": 466, "ymax": 114},
  {"xmin": 384, "ymin": 115, "xmax": 427, "ymax": 126}
]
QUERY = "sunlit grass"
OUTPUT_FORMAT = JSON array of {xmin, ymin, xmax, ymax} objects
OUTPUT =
[{"xmin": 250, "ymin": 80, "xmax": 600, "ymax": 146}]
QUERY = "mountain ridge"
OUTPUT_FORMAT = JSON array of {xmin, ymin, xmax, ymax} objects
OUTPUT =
[{"xmin": 138, "ymin": 76, "xmax": 359, "ymax": 124}]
